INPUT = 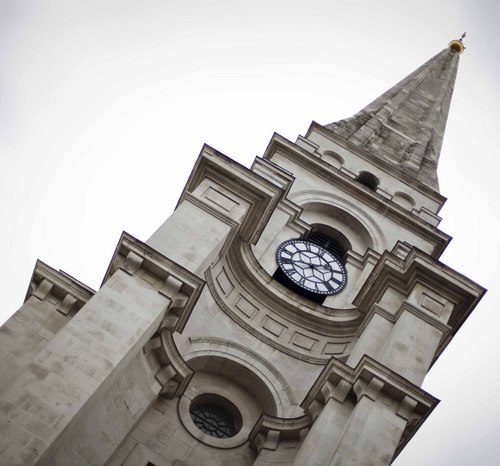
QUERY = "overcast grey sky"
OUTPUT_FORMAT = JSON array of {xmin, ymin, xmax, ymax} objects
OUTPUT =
[{"xmin": 1, "ymin": 1, "xmax": 500, "ymax": 464}]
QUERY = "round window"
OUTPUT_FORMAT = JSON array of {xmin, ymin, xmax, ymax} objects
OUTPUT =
[{"xmin": 189, "ymin": 394, "xmax": 241, "ymax": 439}]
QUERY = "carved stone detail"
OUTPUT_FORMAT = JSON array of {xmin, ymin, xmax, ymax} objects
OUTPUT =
[
  {"xmin": 354, "ymin": 248, "xmax": 485, "ymax": 364},
  {"xmin": 301, "ymin": 355, "xmax": 439, "ymax": 459},
  {"xmin": 102, "ymin": 232, "xmax": 205, "ymax": 333},
  {"xmin": 26, "ymin": 260, "xmax": 95, "ymax": 317},
  {"xmin": 249, "ymin": 414, "xmax": 312, "ymax": 455},
  {"xmin": 143, "ymin": 329, "xmax": 193, "ymax": 399}
]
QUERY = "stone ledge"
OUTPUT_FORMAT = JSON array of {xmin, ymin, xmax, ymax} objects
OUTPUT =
[
  {"xmin": 177, "ymin": 144, "xmax": 284, "ymax": 245},
  {"xmin": 354, "ymin": 247, "xmax": 485, "ymax": 364},
  {"xmin": 251, "ymin": 157, "xmax": 295, "ymax": 196},
  {"xmin": 249, "ymin": 414, "xmax": 311, "ymax": 454},
  {"xmin": 102, "ymin": 231, "xmax": 205, "ymax": 333},
  {"xmin": 25, "ymin": 260, "xmax": 95, "ymax": 316},
  {"xmin": 143, "ymin": 328, "xmax": 193, "ymax": 399},
  {"xmin": 262, "ymin": 131, "xmax": 451, "ymax": 257},
  {"xmin": 301, "ymin": 355, "xmax": 439, "ymax": 462}
]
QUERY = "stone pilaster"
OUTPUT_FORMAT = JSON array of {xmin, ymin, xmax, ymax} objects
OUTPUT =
[
  {"xmin": 348, "ymin": 248, "xmax": 485, "ymax": 385},
  {"xmin": 0, "ymin": 261, "xmax": 94, "ymax": 395},
  {"xmin": 0, "ymin": 233, "xmax": 203, "ymax": 466},
  {"xmin": 293, "ymin": 356, "xmax": 437, "ymax": 466}
]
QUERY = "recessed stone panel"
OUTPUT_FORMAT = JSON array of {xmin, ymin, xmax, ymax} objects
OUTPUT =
[
  {"xmin": 323, "ymin": 342, "xmax": 348, "ymax": 355},
  {"xmin": 421, "ymin": 293, "xmax": 445, "ymax": 316},
  {"xmin": 261, "ymin": 316, "xmax": 286, "ymax": 337},
  {"xmin": 204, "ymin": 187, "xmax": 239, "ymax": 212},
  {"xmin": 235, "ymin": 296, "xmax": 259, "ymax": 319},
  {"xmin": 216, "ymin": 269, "xmax": 234, "ymax": 295},
  {"xmin": 291, "ymin": 332, "xmax": 317, "ymax": 351}
]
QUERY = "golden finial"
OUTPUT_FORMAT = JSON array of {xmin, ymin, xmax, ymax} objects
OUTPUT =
[{"xmin": 448, "ymin": 32, "xmax": 466, "ymax": 54}]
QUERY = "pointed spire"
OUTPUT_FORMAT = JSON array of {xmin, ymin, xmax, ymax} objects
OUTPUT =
[{"xmin": 325, "ymin": 44, "xmax": 463, "ymax": 191}]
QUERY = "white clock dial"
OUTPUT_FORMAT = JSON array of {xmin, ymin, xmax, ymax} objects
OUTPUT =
[{"xmin": 276, "ymin": 239, "xmax": 347, "ymax": 295}]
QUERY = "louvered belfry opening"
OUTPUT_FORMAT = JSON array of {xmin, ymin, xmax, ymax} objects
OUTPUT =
[{"xmin": 305, "ymin": 230, "xmax": 347, "ymax": 264}]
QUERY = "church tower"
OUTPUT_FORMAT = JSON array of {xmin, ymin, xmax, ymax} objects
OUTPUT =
[{"xmin": 0, "ymin": 39, "xmax": 484, "ymax": 466}]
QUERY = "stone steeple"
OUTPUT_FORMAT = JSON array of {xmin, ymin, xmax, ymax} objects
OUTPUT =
[
  {"xmin": 325, "ymin": 45, "xmax": 462, "ymax": 191},
  {"xmin": 0, "ymin": 40, "xmax": 484, "ymax": 466}
]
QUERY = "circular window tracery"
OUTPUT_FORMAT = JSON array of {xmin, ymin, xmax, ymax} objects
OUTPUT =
[
  {"xmin": 187, "ymin": 394, "xmax": 242, "ymax": 442},
  {"xmin": 189, "ymin": 402, "xmax": 237, "ymax": 438}
]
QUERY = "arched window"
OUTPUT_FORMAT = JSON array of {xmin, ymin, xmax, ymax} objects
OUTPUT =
[
  {"xmin": 356, "ymin": 171, "xmax": 379, "ymax": 192},
  {"xmin": 305, "ymin": 229, "xmax": 348, "ymax": 264}
]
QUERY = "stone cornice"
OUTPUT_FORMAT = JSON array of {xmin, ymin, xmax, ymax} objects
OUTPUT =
[
  {"xmin": 25, "ymin": 260, "xmax": 95, "ymax": 316},
  {"xmin": 355, "ymin": 303, "xmax": 452, "ymax": 340},
  {"xmin": 177, "ymin": 144, "xmax": 283, "ymax": 245},
  {"xmin": 301, "ymin": 355, "xmax": 439, "ymax": 462},
  {"xmin": 354, "ymin": 247, "xmax": 485, "ymax": 363},
  {"xmin": 102, "ymin": 232, "xmax": 205, "ymax": 333},
  {"xmin": 250, "ymin": 156, "xmax": 295, "ymax": 197},
  {"xmin": 248, "ymin": 414, "xmax": 312, "ymax": 454},
  {"xmin": 262, "ymin": 132, "xmax": 450, "ymax": 258},
  {"xmin": 305, "ymin": 121, "xmax": 447, "ymax": 208},
  {"xmin": 276, "ymin": 199, "xmax": 310, "ymax": 236}
]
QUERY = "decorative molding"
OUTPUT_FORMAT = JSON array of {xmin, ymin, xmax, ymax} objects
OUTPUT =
[
  {"xmin": 204, "ymin": 268, "xmax": 337, "ymax": 365},
  {"xmin": 391, "ymin": 241, "xmax": 412, "ymax": 260},
  {"xmin": 235, "ymin": 296, "xmax": 259, "ymax": 319},
  {"xmin": 300, "ymin": 355, "xmax": 439, "ymax": 460},
  {"xmin": 25, "ymin": 260, "xmax": 95, "ymax": 316},
  {"xmin": 177, "ymin": 144, "xmax": 284, "ymax": 245},
  {"xmin": 249, "ymin": 414, "xmax": 311, "ymax": 454},
  {"xmin": 203, "ymin": 242, "xmax": 361, "ymax": 364},
  {"xmin": 395, "ymin": 301, "xmax": 452, "ymax": 336},
  {"xmin": 262, "ymin": 132, "xmax": 450, "ymax": 258},
  {"xmin": 346, "ymin": 247, "xmax": 381, "ymax": 271},
  {"xmin": 262, "ymin": 315, "xmax": 286, "ymax": 338},
  {"xmin": 102, "ymin": 232, "xmax": 205, "ymax": 333},
  {"xmin": 251, "ymin": 157, "xmax": 295, "ymax": 197},
  {"xmin": 353, "ymin": 247, "xmax": 485, "ymax": 365},
  {"xmin": 216, "ymin": 268, "xmax": 234, "ymax": 295},
  {"xmin": 290, "ymin": 189, "xmax": 388, "ymax": 253},
  {"xmin": 278, "ymin": 199, "xmax": 310, "ymax": 236},
  {"xmin": 143, "ymin": 328, "xmax": 193, "ymax": 399},
  {"xmin": 304, "ymin": 122, "xmax": 447, "ymax": 207},
  {"xmin": 188, "ymin": 336, "xmax": 297, "ymax": 409}
]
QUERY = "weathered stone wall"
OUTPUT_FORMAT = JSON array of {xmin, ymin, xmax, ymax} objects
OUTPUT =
[
  {"xmin": 0, "ymin": 297, "xmax": 72, "ymax": 394},
  {"xmin": 0, "ymin": 269, "xmax": 171, "ymax": 465}
]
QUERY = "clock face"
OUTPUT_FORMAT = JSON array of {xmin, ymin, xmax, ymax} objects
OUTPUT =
[{"xmin": 276, "ymin": 239, "xmax": 347, "ymax": 295}]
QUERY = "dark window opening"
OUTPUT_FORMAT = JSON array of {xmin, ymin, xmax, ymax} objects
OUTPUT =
[
  {"xmin": 305, "ymin": 230, "xmax": 347, "ymax": 263},
  {"xmin": 189, "ymin": 397, "xmax": 240, "ymax": 439},
  {"xmin": 356, "ymin": 171, "xmax": 379, "ymax": 191}
]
